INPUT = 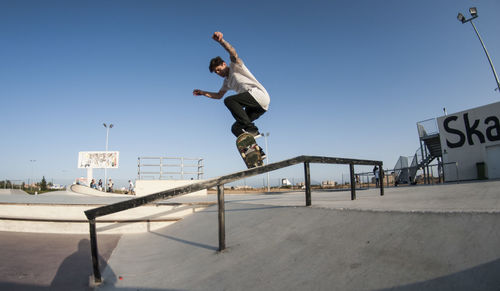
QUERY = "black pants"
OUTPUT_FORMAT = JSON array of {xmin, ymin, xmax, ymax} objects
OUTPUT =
[{"xmin": 224, "ymin": 91, "xmax": 266, "ymax": 137}]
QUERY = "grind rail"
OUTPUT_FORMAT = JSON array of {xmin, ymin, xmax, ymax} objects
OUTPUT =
[{"xmin": 85, "ymin": 155, "xmax": 384, "ymax": 283}]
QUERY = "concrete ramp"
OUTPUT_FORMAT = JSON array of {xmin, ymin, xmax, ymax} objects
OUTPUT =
[
  {"xmin": 98, "ymin": 202, "xmax": 500, "ymax": 290},
  {"xmin": 70, "ymin": 184, "xmax": 130, "ymax": 197},
  {"xmin": 0, "ymin": 190, "xmax": 212, "ymax": 234},
  {"xmin": 0, "ymin": 189, "xmax": 27, "ymax": 195}
]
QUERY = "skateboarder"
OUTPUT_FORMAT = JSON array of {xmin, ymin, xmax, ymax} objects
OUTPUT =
[{"xmin": 193, "ymin": 32, "xmax": 269, "ymax": 158}]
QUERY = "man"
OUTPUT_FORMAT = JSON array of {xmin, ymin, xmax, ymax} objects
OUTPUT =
[
  {"xmin": 107, "ymin": 179, "xmax": 114, "ymax": 193},
  {"xmin": 128, "ymin": 180, "xmax": 135, "ymax": 195},
  {"xmin": 373, "ymin": 166, "xmax": 380, "ymax": 187},
  {"xmin": 193, "ymin": 32, "xmax": 270, "ymax": 150}
]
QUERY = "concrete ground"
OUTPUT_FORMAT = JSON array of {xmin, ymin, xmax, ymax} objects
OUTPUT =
[
  {"xmin": 169, "ymin": 180, "xmax": 500, "ymax": 213},
  {"xmin": 1, "ymin": 180, "xmax": 499, "ymax": 290},
  {"xmin": 96, "ymin": 180, "xmax": 500, "ymax": 291},
  {"xmin": 0, "ymin": 232, "xmax": 120, "ymax": 291}
]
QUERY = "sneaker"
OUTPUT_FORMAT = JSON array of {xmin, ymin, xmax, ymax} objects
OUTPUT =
[
  {"xmin": 260, "ymin": 148, "xmax": 267, "ymax": 160},
  {"xmin": 244, "ymin": 129, "xmax": 262, "ymax": 138}
]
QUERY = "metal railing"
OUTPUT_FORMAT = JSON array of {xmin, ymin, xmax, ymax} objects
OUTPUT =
[
  {"xmin": 357, "ymin": 163, "xmax": 447, "ymax": 187},
  {"xmin": 354, "ymin": 169, "xmax": 393, "ymax": 188},
  {"xmin": 1, "ymin": 180, "xmax": 25, "ymax": 189},
  {"xmin": 417, "ymin": 118, "xmax": 439, "ymax": 138},
  {"xmin": 137, "ymin": 157, "xmax": 204, "ymax": 180},
  {"xmin": 85, "ymin": 155, "xmax": 383, "ymax": 283}
]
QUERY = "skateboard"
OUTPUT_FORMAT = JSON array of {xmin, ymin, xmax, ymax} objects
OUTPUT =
[{"xmin": 236, "ymin": 132, "xmax": 264, "ymax": 169}]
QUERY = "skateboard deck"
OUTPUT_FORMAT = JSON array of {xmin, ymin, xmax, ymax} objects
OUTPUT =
[{"xmin": 236, "ymin": 133, "xmax": 264, "ymax": 169}]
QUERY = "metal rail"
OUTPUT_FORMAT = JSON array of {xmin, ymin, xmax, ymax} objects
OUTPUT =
[{"xmin": 85, "ymin": 155, "xmax": 383, "ymax": 283}]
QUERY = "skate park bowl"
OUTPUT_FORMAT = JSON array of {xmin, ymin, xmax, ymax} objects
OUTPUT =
[
  {"xmin": 0, "ymin": 184, "xmax": 213, "ymax": 234},
  {"xmin": 70, "ymin": 184, "xmax": 129, "ymax": 197},
  {"xmin": 0, "ymin": 189, "xmax": 28, "ymax": 195}
]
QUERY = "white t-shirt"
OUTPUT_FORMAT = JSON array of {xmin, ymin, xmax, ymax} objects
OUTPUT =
[{"xmin": 221, "ymin": 61, "xmax": 270, "ymax": 111}]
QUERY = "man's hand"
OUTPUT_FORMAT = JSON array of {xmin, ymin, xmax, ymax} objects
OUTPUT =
[
  {"xmin": 193, "ymin": 89, "xmax": 204, "ymax": 96},
  {"xmin": 212, "ymin": 31, "xmax": 223, "ymax": 42},
  {"xmin": 212, "ymin": 31, "xmax": 241, "ymax": 64}
]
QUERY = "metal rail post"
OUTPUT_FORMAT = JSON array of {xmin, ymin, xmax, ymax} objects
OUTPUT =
[
  {"xmin": 217, "ymin": 184, "xmax": 226, "ymax": 251},
  {"xmin": 89, "ymin": 219, "xmax": 102, "ymax": 283},
  {"xmin": 304, "ymin": 162, "xmax": 311, "ymax": 206},
  {"xmin": 137, "ymin": 158, "xmax": 140, "ymax": 180},
  {"xmin": 159, "ymin": 157, "xmax": 163, "ymax": 179},
  {"xmin": 350, "ymin": 163, "xmax": 356, "ymax": 200},
  {"xmin": 379, "ymin": 163, "xmax": 385, "ymax": 196}
]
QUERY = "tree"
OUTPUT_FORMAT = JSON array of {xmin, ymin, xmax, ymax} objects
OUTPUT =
[{"xmin": 40, "ymin": 176, "xmax": 47, "ymax": 191}]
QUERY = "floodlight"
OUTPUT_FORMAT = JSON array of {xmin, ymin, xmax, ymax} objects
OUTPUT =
[
  {"xmin": 110, "ymin": 124, "xmax": 114, "ymax": 128},
  {"xmin": 103, "ymin": 123, "xmax": 107, "ymax": 128},
  {"xmin": 456, "ymin": 6, "xmax": 500, "ymax": 93},
  {"xmin": 457, "ymin": 13, "xmax": 466, "ymax": 23},
  {"xmin": 469, "ymin": 7, "xmax": 477, "ymax": 17}
]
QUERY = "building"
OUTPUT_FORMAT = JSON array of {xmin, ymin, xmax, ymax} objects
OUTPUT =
[
  {"xmin": 438, "ymin": 101, "xmax": 500, "ymax": 181},
  {"xmin": 394, "ymin": 101, "xmax": 499, "ymax": 184}
]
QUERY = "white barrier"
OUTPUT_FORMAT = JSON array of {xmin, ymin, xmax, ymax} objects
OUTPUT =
[{"xmin": 135, "ymin": 180, "xmax": 207, "ymax": 197}]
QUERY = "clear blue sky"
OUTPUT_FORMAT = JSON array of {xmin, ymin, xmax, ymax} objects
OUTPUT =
[{"xmin": 1, "ymin": 0, "xmax": 499, "ymax": 187}]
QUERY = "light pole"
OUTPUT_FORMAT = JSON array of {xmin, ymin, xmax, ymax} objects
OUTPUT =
[
  {"xmin": 29, "ymin": 159, "xmax": 36, "ymax": 191},
  {"xmin": 457, "ymin": 7, "xmax": 500, "ymax": 93},
  {"xmin": 103, "ymin": 123, "xmax": 113, "ymax": 192},
  {"xmin": 263, "ymin": 132, "xmax": 270, "ymax": 192}
]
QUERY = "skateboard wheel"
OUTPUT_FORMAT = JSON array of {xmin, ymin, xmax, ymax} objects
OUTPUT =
[
  {"xmin": 241, "ymin": 153, "xmax": 246, "ymax": 158},
  {"xmin": 255, "ymin": 146, "xmax": 261, "ymax": 151}
]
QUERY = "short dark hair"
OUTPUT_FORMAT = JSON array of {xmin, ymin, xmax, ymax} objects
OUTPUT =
[{"xmin": 209, "ymin": 56, "xmax": 225, "ymax": 73}]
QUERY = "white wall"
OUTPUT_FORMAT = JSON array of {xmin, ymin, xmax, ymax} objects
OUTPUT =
[
  {"xmin": 437, "ymin": 102, "xmax": 500, "ymax": 181},
  {"xmin": 135, "ymin": 180, "xmax": 207, "ymax": 197}
]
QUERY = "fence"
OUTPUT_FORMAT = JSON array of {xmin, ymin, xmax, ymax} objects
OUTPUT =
[
  {"xmin": 137, "ymin": 157, "xmax": 204, "ymax": 180},
  {"xmin": 0, "ymin": 180, "xmax": 25, "ymax": 189},
  {"xmin": 417, "ymin": 118, "xmax": 439, "ymax": 138},
  {"xmin": 356, "ymin": 162, "xmax": 455, "ymax": 187}
]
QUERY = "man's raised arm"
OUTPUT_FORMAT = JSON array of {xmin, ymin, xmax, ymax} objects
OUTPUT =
[
  {"xmin": 212, "ymin": 31, "xmax": 242, "ymax": 64},
  {"xmin": 193, "ymin": 89, "xmax": 227, "ymax": 100}
]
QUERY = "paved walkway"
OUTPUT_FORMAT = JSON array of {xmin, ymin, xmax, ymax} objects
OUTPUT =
[{"xmin": 1, "ymin": 180, "xmax": 499, "ymax": 290}]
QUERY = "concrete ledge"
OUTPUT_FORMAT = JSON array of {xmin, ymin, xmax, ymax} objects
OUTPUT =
[
  {"xmin": 0, "ymin": 203, "xmax": 199, "ymax": 220},
  {"xmin": 70, "ymin": 184, "xmax": 131, "ymax": 197},
  {"xmin": 0, "ymin": 203, "xmax": 209, "ymax": 234},
  {"xmin": 135, "ymin": 180, "xmax": 207, "ymax": 197},
  {"xmin": 0, "ymin": 218, "xmax": 180, "ymax": 234},
  {"xmin": 0, "ymin": 189, "xmax": 28, "ymax": 195}
]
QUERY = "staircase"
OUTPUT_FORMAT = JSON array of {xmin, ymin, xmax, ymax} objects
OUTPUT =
[
  {"xmin": 422, "ymin": 134, "xmax": 442, "ymax": 158},
  {"xmin": 408, "ymin": 149, "xmax": 438, "ymax": 183},
  {"xmin": 395, "ymin": 119, "xmax": 443, "ymax": 184}
]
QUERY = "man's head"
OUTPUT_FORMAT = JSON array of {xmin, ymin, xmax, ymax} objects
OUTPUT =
[{"xmin": 209, "ymin": 56, "xmax": 229, "ymax": 77}]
